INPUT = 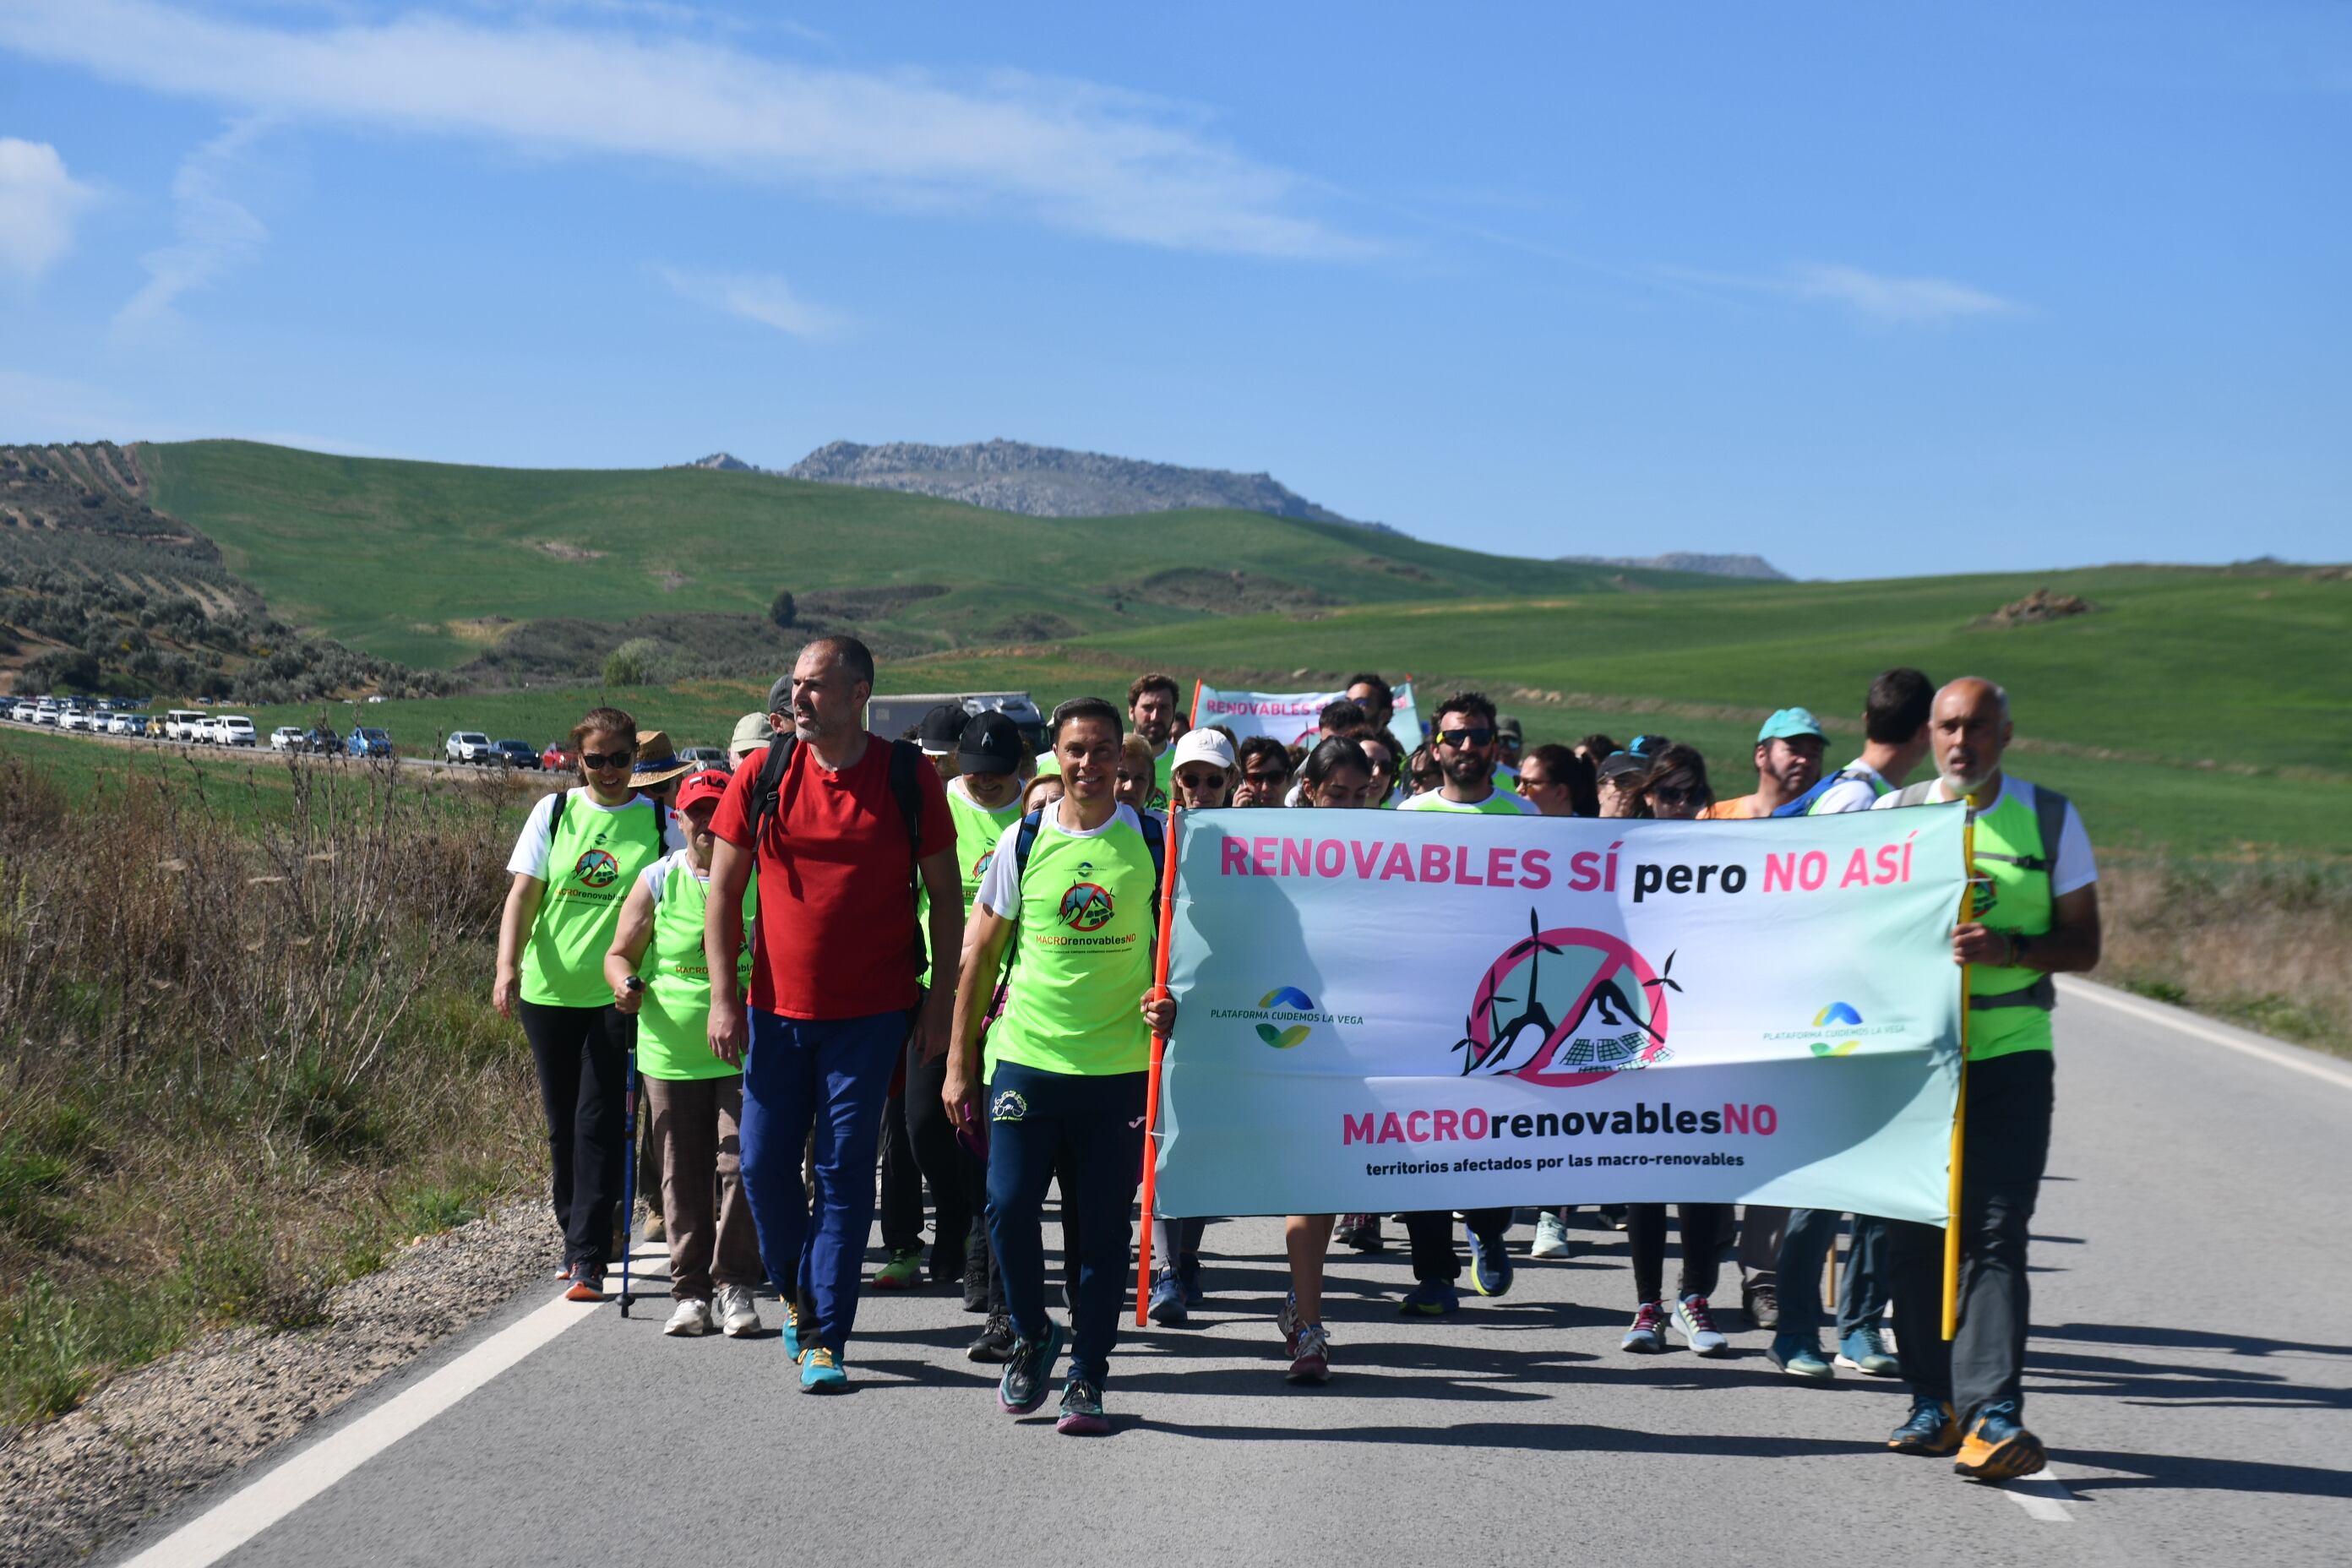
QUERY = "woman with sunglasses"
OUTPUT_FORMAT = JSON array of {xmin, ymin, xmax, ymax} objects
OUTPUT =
[
  {"xmin": 495, "ymin": 706, "xmax": 678, "ymax": 1302},
  {"xmin": 1270, "ymin": 736, "xmax": 1380, "ymax": 1382},
  {"xmin": 1613, "ymin": 741, "xmax": 1731, "ymax": 1355}
]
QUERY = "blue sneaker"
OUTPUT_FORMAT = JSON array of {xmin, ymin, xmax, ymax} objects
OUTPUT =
[
  {"xmin": 1767, "ymin": 1332, "xmax": 1835, "ymax": 1380},
  {"xmin": 998, "ymin": 1320, "xmax": 1064, "ymax": 1415},
  {"xmin": 1465, "ymin": 1227, "xmax": 1513, "ymax": 1298},
  {"xmin": 1837, "ymin": 1323, "xmax": 1900, "ymax": 1376},
  {"xmin": 1055, "ymin": 1377, "xmax": 1109, "ymax": 1435},
  {"xmin": 1146, "ymin": 1271, "xmax": 1189, "ymax": 1326},
  {"xmin": 1888, "ymin": 1398, "xmax": 1962, "ymax": 1456},
  {"xmin": 797, "ymin": 1345, "xmax": 847, "ymax": 1393},
  {"xmin": 1178, "ymin": 1257, "xmax": 1205, "ymax": 1308},
  {"xmin": 1398, "ymin": 1279, "xmax": 1460, "ymax": 1317}
]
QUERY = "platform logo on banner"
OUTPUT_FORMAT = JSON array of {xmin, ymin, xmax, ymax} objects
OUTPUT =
[{"xmin": 1453, "ymin": 911, "xmax": 1685, "ymax": 1088}]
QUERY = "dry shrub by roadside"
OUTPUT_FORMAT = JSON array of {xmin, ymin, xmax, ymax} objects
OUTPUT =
[
  {"xmin": 0, "ymin": 756, "xmax": 541, "ymax": 1436},
  {"xmin": 2100, "ymin": 859, "xmax": 2352, "ymax": 1059}
]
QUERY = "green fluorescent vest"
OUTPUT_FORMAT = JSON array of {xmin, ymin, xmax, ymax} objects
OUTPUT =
[
  {"xmin": 522, "ymin": 794, "xmax": 667, "ymax": 1009},
  {"xmin": 1966, "ymin": 790, "xmax": 2058, "ymax": 1062},
  {"xmin": 987, "ymin": 814, "xmax": 1158, "ymax": 1080},
  {"xmin": 635, "ymin": 854, "xmax": 756, "ymax": 1081}
]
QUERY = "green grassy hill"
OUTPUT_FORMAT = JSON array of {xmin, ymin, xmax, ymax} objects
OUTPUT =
[
  {"xmin": 140, "ymin": 440, "xmax": 1712, "ymax": 669},
  {"xmin": 106, "ymin": 438, "xmax": 2352, "ymax": 860}
]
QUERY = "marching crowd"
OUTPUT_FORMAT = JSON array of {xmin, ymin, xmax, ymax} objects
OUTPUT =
[{"xmin": 490, "ymin": 636, "xmax": 2101, "ymax": 1480}]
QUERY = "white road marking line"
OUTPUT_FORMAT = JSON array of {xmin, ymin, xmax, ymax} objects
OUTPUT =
[
  {"xmin": 116, "ymin": 1288, "xmax": 606, "ymax": 1568},
  {"xmin": 2056, "ymin": 977, "xmax": 2352, "ymax": 1094},
  {"xmin": 2001, "ymin": 1467, "xmax": 2076, "ymax": 1523}
]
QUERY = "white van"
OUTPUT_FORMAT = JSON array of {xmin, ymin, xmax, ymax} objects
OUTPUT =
[
  {"xmin": 215, "ymin": 716, "xmax": 259, "ymax": 748},
  {"xmin": 164, "ymin": 710, "xmax": 208, "ymax": 743}
]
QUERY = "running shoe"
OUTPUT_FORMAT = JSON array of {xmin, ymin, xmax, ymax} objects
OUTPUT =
[
  {"xmin": 1836, "ymin": 1323, "xmax": 1900, "ymax": 1376},
  {"xmin": 961, "ymin": 1250, "xmax": 991, "ymax": 1314},
  {"xmin": 1767, "ymin": 1332, "xmax": 1833, "ymax": 1380},
  {"xmin": 966, "ymin": 1309, "xmax": 1016, "ymax": 1364},
  {"xmin": 1530, "ymin": 1211, "xmax": 1573, "ymax": 1260},
  {"xmin": 1277, "ymin": 1290, "xmax": 1303, "ymax": 1348},
  {"xmin": 1953, "ymin": 1402, "xmax": 2046, "ymax": 1482},
  {"xmin": 564, "ymin": 1264, "xmax": 605, "ymax": 1304},
  {"xmin": 1178, "ymin": 1256, "xmax": 1205, "ymax": 1308},
  {"xmin": 715, "ymin": 1285, "xmax": 760, "ymax": 1338},
  {"xmin": 1287, "ymin": 1321, "xmax": 1331, "ymax": 1385},
  {"xmin": 1603, "ymin": 1205, "xmax": 1629, "ymax": 1231},
  {"xmin": 663, "ymin": 1298, "xmax": 712, "ymax": 1337},
  {"xmin": 1055, "ymin": 1378, "xmax": 1109, "ymax": 1435},
  {"xmin": 798, "ymin": 1345, "xmax": 847, "ymax": 1393},
  {"xmin": 1466, "ymin": 1226, "xmax": 1514, "ymax": 1298},
  {"xmin": 1743, "ymin": 1282, "xmax": 1779, "ymax": 1331},
  {"xmin": 781, "ymin": 1298, "xmax": 808, "ymax": 1360},
  {"xmin": 1672, "ymin": 1293, "xmax": 1728, "ymax": 1356},
  {"xmin": 1397, "ymin": 1279, "xmax": 1460, "ymax": 1317},
  {"xmin": 1336, "ymin": 1214, "xmax": 1384, "ymax": 1252},
  {"xmin": 1887, "ymin": 1398, "xmax": 1963, "ymax": 1456},
  {"xmin": 872, "ymin": 1247, "xmax": 924, "ymax": 1291},
  {"xmin": 999, "ymin": 1320, "xmax": 1065, "ymax": 1415},
  {"xmin": 1146, "ymin": 1271, "xmax": 1189, "ymax": 1326},
  {"xmin": 1620, "ymin": 1298, "xmax": 1668, "ymax": 1354}
]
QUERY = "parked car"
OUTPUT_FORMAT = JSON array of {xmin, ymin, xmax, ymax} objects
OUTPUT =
[
  {"xmin": 678, "ymin": 745, "xmax": 731, "ymax": 771},
  {"xmin": 270, "ymin": 726, "xmax": 306, "ymax": 752},
  {"xmin": 33, "ymin": 700, "xmax": 62, "ymax": 727},
  {"xmin": 216, "ymin": 716, "xmax": 258, "ymax": 748},
  {"xmin": 487, "ymin": 738, "xmax": 540, "ymax": 769},
  {"xmin": 302, "ymin": 726, "xmax": 340, "ymax": 754},
  {"xmin": 163, "ymin": 709, "xmax": 207, "ymax": 742},
  {"xmin": 541, "ymin": 741, "xmax": 575, "ymax": 771},
  {"xmin": 8, "ymin": 700, "xmax": 36, "ymax": 723},
  {"xmin": 445, "ymin": 731, "xmax": 494, "ymax": 765},
  {"xmin": 57, "ymin": 707, "xmax": 90, "ymax": 733},
  {"xmin": 346, "ymin": 727, "xmax": 394, "ymax": 759},
  {"xmin": 108, "ymin": 713, "xmax": 140, "ymax": 736}
]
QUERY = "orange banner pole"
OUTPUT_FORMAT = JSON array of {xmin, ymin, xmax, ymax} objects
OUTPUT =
[
  {"xmin": 1188, "ymin": 678, "xmax": 1204, "ymax": 729},
  {"xmin": 1943, "ymin": 820, "xmax": 1976, "ymax": 1342},
  {"xmin": 1134, "ymin": 804, "xmax": 1184, "ymax": 1326}
]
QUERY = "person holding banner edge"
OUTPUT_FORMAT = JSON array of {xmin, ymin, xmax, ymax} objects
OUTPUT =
[
  {"xmin": 1396, "ymin": 692, "xmax": 1530, "ymax": 1309},
  {"xmin": 945, "ymin": 696, "xmax": 1168, "ymax": 1435},
  {"xmin": 1874, "ymin": 677, "xmax": 2101, "ymax": 1482}
]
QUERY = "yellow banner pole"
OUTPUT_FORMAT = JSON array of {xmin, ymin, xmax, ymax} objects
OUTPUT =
[{"xmin": 1943, "ymin": 820, "xmax": 1976, "ymax": 1342}]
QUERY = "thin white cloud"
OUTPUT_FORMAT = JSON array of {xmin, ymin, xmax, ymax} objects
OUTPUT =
[
  {"xmin": 0, "ymin": 138, "xmax": 98, "ymax": 281},
  {"xmin": 1663, "ymin": 261, "xmax": 2020, "ymax": 324},
  {"xmin": 112, "ymin": 118, "xmax": 271, "ymax": 341},
  {"xmin": 656, "ymin": 264, "xmax": 845, "ymax": 338},
  {"xmin": 0, "ymin": 0, "xmax": 1361, "ymax": 259},
  {"xmin": 1787, "ymin": 263, "xmax": 2017, "ymax": 324}
]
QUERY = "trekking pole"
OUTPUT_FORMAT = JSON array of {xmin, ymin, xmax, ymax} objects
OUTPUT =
[{"xmin": 618, "ymin": 981, "xmax": 644, "ymax": 1318}]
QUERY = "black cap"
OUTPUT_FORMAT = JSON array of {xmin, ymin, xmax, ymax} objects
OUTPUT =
[
  {"xmin": 1596, "ymin": 750, "xmax": 1652, "ymax": 784},
  {"xmin": 918, "ymin": 703, "xmax": 969, "ymax": 756},
  {"xmin": 958, "ymin": 710, "xmax": 1025, "ymax": 775}
]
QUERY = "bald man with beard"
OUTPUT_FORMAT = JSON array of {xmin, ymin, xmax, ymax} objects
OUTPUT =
[{"xmin": 1874, "ymin": 677, "xmax": 2103, "ymax": 1484}]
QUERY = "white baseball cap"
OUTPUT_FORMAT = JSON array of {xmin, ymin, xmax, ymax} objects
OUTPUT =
[{"xmin": 1172, "ymin": 728, "xmax": 1236, "ymax": 771}]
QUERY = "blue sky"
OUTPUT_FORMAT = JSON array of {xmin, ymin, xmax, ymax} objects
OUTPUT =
[{"xmin": 1, "ymin": 1, "xmax": 2344, "ymax": 580}]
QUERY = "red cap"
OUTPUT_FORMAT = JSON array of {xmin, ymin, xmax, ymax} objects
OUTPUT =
[{"xmin": 674, "ymin": 769, "xmax": 730, "ymax": 813}]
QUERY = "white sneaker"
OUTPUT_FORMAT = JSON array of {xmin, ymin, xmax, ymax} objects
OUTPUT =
[
  {"xmin": 664, "ymin": 1298, "xmax": 712, "ymax": 1337},
  {"xmin": 715, "ymin": 1284, "xmax": 760, "ymax": 1338},
  {"xmin": 1530, "ymin": 1211, "xmax": 1573, "ymax": 1260}
]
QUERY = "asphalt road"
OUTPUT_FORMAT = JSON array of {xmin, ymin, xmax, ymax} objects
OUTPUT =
[
  {"xmin": 2, "ymin": 718, "xmax": 561, "ymax": 787},
  {"xmin": 101, "ymin": 982, "xmax": 2352, "ymax": 1568}
]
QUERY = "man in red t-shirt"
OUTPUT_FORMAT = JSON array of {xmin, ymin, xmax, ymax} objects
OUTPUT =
[{"xmin": 705, "ymin": 635, "xmax": 959, "ymax": 1393}]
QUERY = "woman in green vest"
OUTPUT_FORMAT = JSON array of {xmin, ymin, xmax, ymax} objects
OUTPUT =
[
  {"xmin": 604, "ymin": 769, "xmax": 764, "ymax": 1337},
  {"xmin": 494, "ymin": 706, "xmax": 672, "ymax": 1301}
]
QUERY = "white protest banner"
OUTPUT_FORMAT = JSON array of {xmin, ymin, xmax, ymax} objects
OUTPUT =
[
  {"xmin": 1154, "ymin": 804, "xmax": 1966, "ymax": 1221},
  {"xmin": 1191, "ymin": 680, "xmax": 1421, "ymax": 753}
]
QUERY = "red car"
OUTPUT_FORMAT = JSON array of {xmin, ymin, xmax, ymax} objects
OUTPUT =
[{"xmin": 541, "ymin": 741, "xmax": 575, "ymax": 771}]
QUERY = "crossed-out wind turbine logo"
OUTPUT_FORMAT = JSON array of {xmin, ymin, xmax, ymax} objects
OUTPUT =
[
  {"xmin": 1453, "ymin": 910, "xmax": 1683, "ymax": 1088},
  {"xmin": 1058, "ymin": 860, "xmax": 1114, "ymax": 932},
  {"xmin": 1810, "ymin": 1001, "xmax": 1864, "ymax": 1057},
  {"xmin": 572, "ymin": 848, "xmax": 619, "ymax": 889},
  {"xmin": 1256, "ymin": 987, "xmax": 1315, "ymax": 1049}
]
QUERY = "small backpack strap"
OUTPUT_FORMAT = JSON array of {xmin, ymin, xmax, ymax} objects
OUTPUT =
[
  {"xmin": 749, "ymin": 734, "xmax": 797, "ymax": 846},
  {"xmin": 885, "ymin": 738, "xmax": 925, "ymax": 896},
  {"xmin": 1890, "ymin": 780, "xmax": 1941, "ymax": 808},
  {"xmin": 2031, "ymin": 783, "xmax": 2073, "ymax": 888},
  {"xmin": 1136, "ymin": 808, "xmax": 1167, "ymax": 925}
]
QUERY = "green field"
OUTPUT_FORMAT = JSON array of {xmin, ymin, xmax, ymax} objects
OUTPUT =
[
  {"xmin": 140, "ymin": 440, "xmax": 1710, "ymax": 669},
  {"xmin": 117, "ymin": 440, "xmax": 2352, "ymax": 859}
]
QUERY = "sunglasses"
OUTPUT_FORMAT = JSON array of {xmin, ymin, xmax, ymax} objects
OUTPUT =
[
  {"xmin": 1649, "ymin": 785, "xmax": 1696, "ymax": 807},
  {"xmin": 1439, "ymin": 727, "xmax": 1494, "ymax": 749},
  {"xmin": 580, "ymin": 750, "xmax": 634, "ymax": 770},
  {"xmin": 1173, "ymin": 770, "xmax": 1226, "ymax": 791}
]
